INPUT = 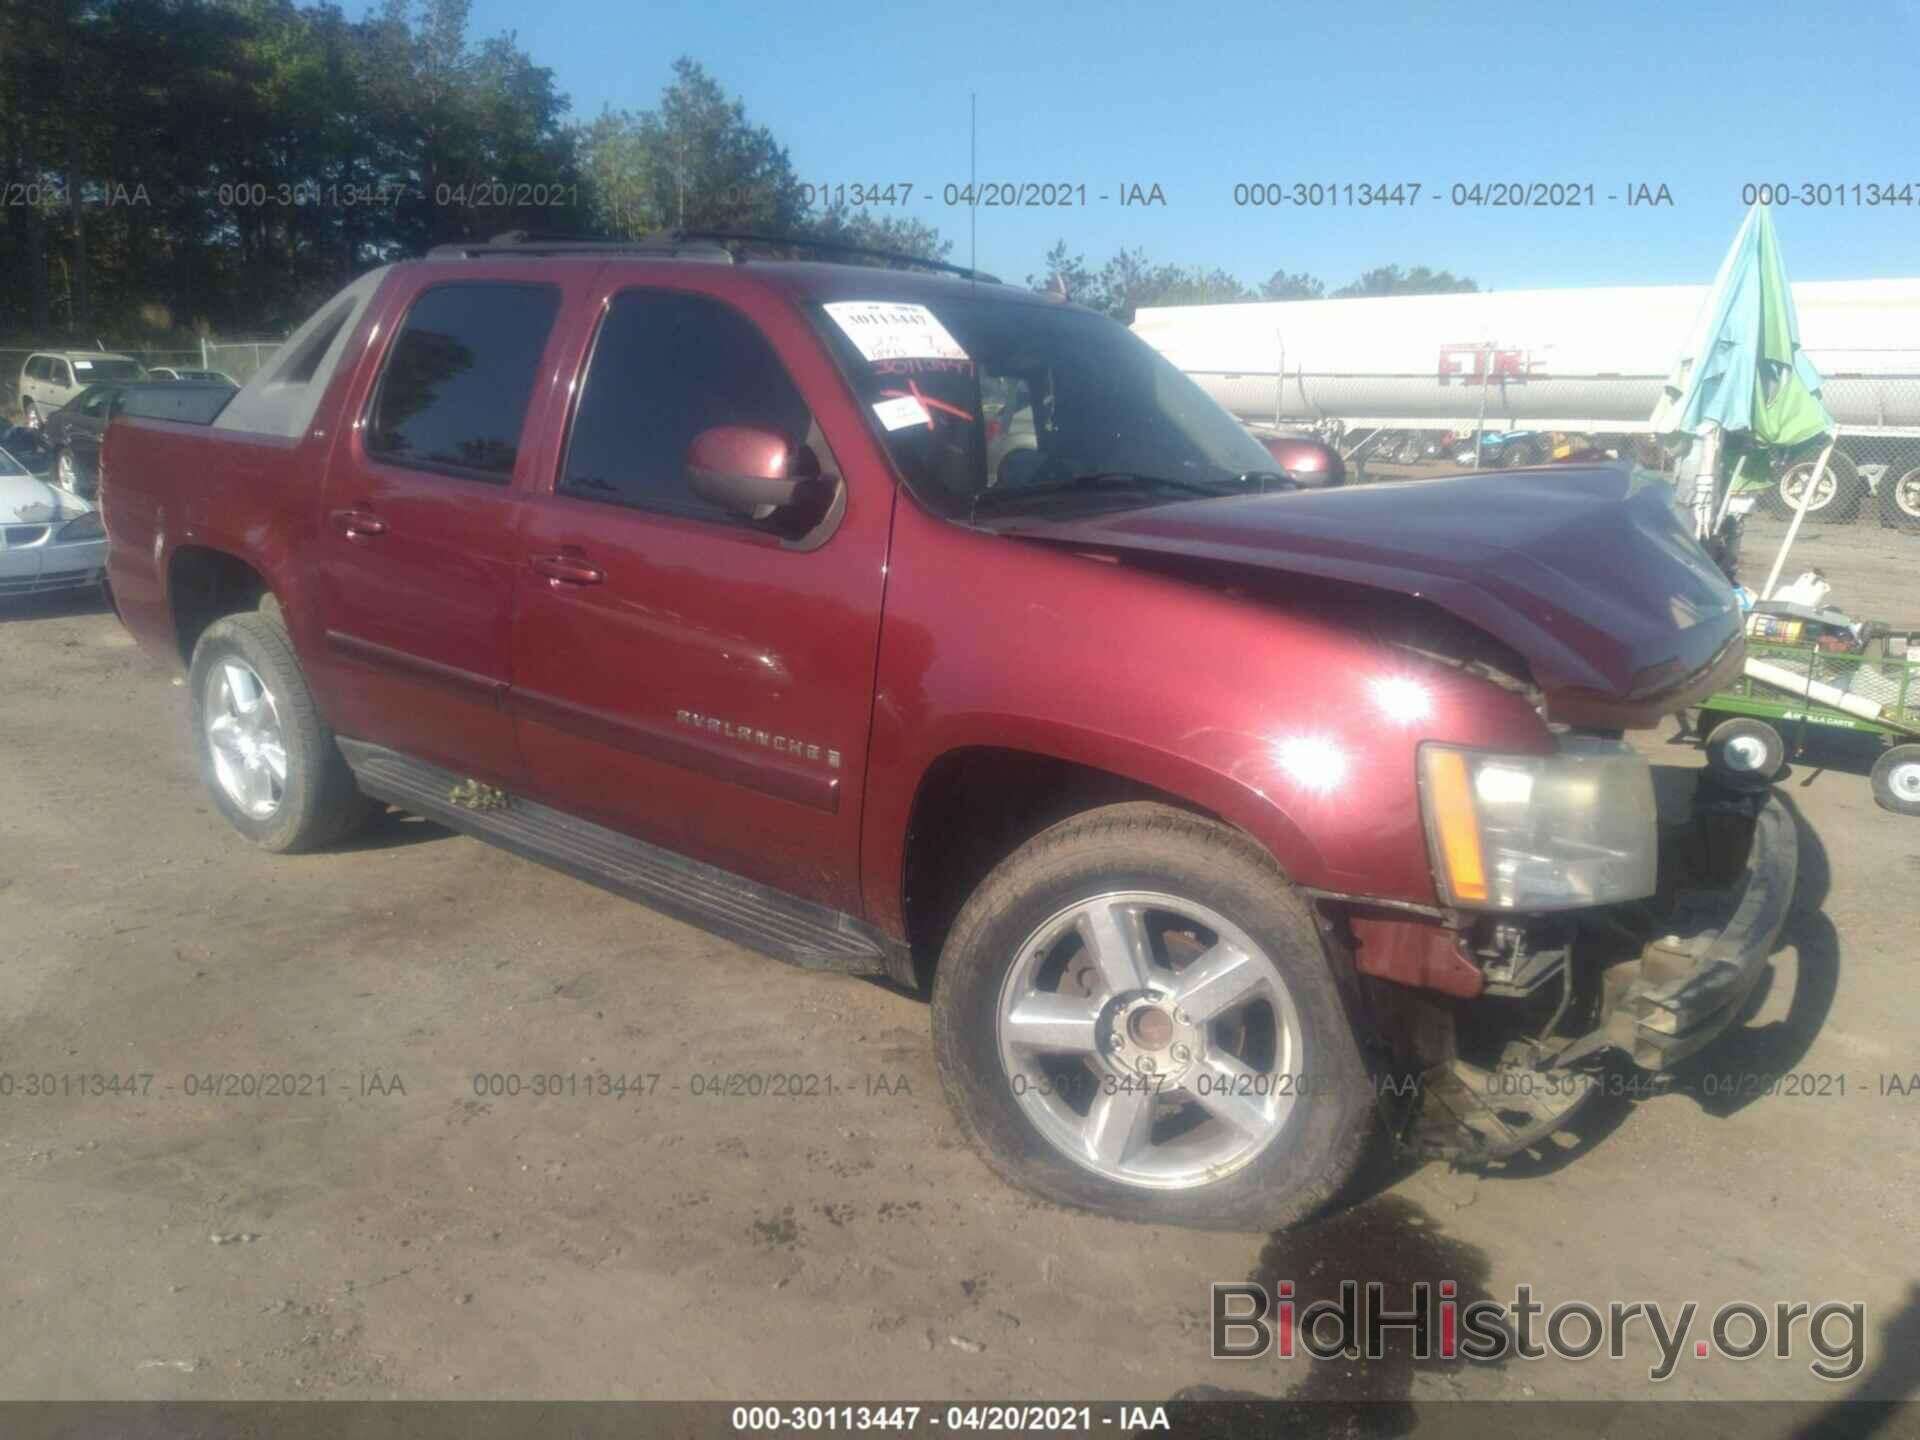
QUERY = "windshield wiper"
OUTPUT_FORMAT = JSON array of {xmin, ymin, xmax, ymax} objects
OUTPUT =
[{"xmin": 971, "ymin": 470, "xmax": 1240, "ymax": 519}]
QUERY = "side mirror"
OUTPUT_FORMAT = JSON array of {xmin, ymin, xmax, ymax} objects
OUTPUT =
[
  {"xmin": 686, "ymin": 425, "xmax": 811, "ymax": 518},
  {"xmin": 1257, "ymin": 433, "xmax": 1347, "ymax": 489}
]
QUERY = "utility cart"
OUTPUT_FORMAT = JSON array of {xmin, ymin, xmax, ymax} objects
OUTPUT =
[{"xmin": 1696, "ymin": 624, "xmax": 1920, "ymax": 815}]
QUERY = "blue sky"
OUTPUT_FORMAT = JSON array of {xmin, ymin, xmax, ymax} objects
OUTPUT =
[{"xmin": 424, "ymin": 0, "xmax": 1919, "ymax": 292}]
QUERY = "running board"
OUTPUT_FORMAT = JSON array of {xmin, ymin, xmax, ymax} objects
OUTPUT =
[{"xmin": 336, "ymin": 740, "xmax": 904, "ymax": 978}]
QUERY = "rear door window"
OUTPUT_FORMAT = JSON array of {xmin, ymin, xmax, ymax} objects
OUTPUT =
[
  {"xmin": 366, "ymin": 282, "xmax": 561, "ymax": 482},
  {"xmin": 51, "ymin": 361, "xmax": 71, "ymax": 388}
]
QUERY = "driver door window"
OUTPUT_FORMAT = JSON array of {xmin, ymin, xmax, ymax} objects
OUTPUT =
[{"xmin": 560, "ymin": 290, "xmax": 815, "ymax": 523}]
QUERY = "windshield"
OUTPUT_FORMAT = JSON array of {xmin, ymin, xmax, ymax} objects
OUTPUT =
[
  {"xmin": 814, "ymin": 296, "xmax": 1276, "ymax": 520},
  {"xmin": 0, "ymin": 446, "xmax": 28, "ymax": 478},
  {"xmin": 70, "ymin": 358, "xmax": 146, "ymax": 382}
]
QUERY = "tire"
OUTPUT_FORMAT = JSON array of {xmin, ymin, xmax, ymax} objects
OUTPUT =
[
  {"xmin": 187, "ymin": 610, "xmax": 376, "ymax": 852},
  {"xmin": 1694, "ymin": 708, "xmax": 1731, "ymax": 740},
  {"xmin": 1504, "ymin": 439, "xmax": 1543, "ymax": 468},
  {"xmin": 1704, "ymin": 716, "xmax": 1786, "ymax": 790},
  {"xmin": 1870, "ymin": 745, "xmax": 1920, "ymax": 817},
  {"xmin": 1880, "ymin": 465, "xmax": 1920, "ymax": 534},
  {"xmin": 930, "ymin": 802, "xmax": 1373, "ymax": 1232},
  {"xmin": 21, "ymin": 399, "xmax": 39, "ymax": 430},
  {"xmin": 1764, "ymin": 451, "xmax": 1864, "ymax": 521},
  {"xmin": 53, "ymin": 446, "xmax": 79, "ymax": 496}
]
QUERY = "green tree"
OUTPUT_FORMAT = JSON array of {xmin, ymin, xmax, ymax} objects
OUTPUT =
[
  {"xmin": 1333, "ymin": 264, "xmax": 1478, "ymax": 297},
  {"xmin": 1261, "ymin": 269, "xmax": 1325, "ymax": 300},
  {"xmin": 575, "ymin": 59, "xmax": 809, "ymax": 240},
  {"xmin": 1028, "ymin": 239, "xmax": 1104, "ymax": 307},
  {"xmin": 578, "ymin": 108, "xmax": 658, "ymax": 238},
  {"xmin": 806, "ymin": 198, "xmax": 952, "ymax": 264}
]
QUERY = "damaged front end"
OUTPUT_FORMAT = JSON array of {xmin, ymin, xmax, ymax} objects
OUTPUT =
[{"xmin": 1325, "ymin": 769, "xmax": 1797, "ymax": 1165}]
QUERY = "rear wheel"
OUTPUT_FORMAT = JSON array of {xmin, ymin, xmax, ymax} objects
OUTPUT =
[
  {"xmin": 188, "ymin": 610, "xmax": 376, "ymax": 852},
  {"xmin": 1765, "ymin": 451, "xmax": 1864, "ymax": 521},
  {"xmin": 1880, "ymin": 466, "xmax": 1920, "ymax": 533},
  {"xmin": 1704, "ymin": 717, "xmax": 1786, "ymax": 790},
  {"xmin": 931, "ymin": 802, "xmax": 1373, "ymax": 1231},
  {"xmin": 1870, "ymin": 745, "xmax": 1920, "ymax": 817},
  {"xmin": 1503, "ymin": 438, "xmax": 1543, "ymax": 467}
]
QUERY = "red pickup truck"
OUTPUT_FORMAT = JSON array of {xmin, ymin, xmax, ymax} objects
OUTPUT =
[{"xmin": 102, "ymin": 234, "xmax": 1793, "ymax": 1230}]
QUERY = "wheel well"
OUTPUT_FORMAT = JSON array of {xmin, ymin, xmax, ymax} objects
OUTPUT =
[
  {"xmin": 898, "ymin": 747, "xmax": 1216, "ymax": 991},
  {"xmin": 168, "ymin": 546, "xmax": 271, "ymax": 663}
]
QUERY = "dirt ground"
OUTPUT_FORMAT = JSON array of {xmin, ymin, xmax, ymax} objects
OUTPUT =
[{"xmin": 1, "ymin": 509, "xmax": 1916, "ymax": 1412}]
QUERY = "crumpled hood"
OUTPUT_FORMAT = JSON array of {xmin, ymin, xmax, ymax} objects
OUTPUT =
[
  {"xmin": 1012, "ymin": 462, "xmax": 1745, "ymax": 726},
  {"xmin": 0, "ymin": 471, "xmax": 82, "ymax": 524}
]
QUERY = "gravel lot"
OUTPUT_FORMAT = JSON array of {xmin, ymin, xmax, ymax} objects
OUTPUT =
[{"xmin": 1, "ymin": 506, "xmax": 1916, "ymax": 1411}]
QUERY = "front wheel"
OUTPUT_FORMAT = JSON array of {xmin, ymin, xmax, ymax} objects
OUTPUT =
[
  {"xmin": 930, "ymin": 803, "xmax": 1373, "ymax": 1231},
  {"xmin": 54, "ymin": 446, "xmax": 80, "ymax": 496},
  {"xmin": 188, "ymin": 610, "xmax": 376, "ymax": 852},
  {"xmin": 20, "ymin": 400, "xmax": 39, "ymax": 430}
]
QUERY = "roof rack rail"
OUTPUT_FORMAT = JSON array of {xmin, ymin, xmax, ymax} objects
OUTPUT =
[
  {"xmin": 424, "ymin": 228, "xmax": 998, "ymax": 283},
  {"xmin": 669, "ymin": 230, "xmax": 1000, "ymax": 284},
  {"xmin": 424, "ymin": 230, "xmax": 736, "ymax": 262}
]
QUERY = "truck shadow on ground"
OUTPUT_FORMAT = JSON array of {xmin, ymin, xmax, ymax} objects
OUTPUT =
[
  {"xmin": 335, "ymin": 807, "xmax": 455, "ymax": 853},
  {"xmin": 0, "ymin": 588, "xmax": 113, "ymax": 624},
  {"xmin": 1168, "ymin": 1193, "xmax": 1509, "ymax": 1433},
  {"xmin": 1661, "ymin": 789, "xmax": 1839, "ymax": 1119},
  {"xmin": 1796, "ymin": 1282, "xmax": 1920, "ymax": 1430}
]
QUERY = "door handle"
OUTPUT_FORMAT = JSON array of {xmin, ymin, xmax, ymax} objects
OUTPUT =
[
  {"xmin": 330, "ymin": 508, "xmax": 387, "ymax": 538},
  {"xmin": 531, "ymin": 552, "xmax": 605, "ymax": 586}
]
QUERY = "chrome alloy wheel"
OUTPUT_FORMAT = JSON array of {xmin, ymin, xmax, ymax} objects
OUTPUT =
[
  {"xmin": 1724, "ymin": 734, "xmax": 1772, "ymax": 773},
  {"xmin": 204, "ymin": 657, "xmax": 288, "ymax": 818},
  {"xmin": 995, "ymin": 891, "xmax": 1305, "ymax": 1190},
  {"xmin": 55, "ymin": 448, "xmax": 77, "ymax": 492}
]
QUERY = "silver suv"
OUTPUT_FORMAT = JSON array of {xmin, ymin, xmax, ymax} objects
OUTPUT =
[{"xmin": 16, "ymin": 351, "xmax": 148, "ymax": 428}]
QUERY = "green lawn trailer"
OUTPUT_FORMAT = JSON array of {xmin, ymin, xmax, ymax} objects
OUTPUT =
[{"xmin": 1696, "ymin": 630, "xmax": 1920, "ymax": 815}]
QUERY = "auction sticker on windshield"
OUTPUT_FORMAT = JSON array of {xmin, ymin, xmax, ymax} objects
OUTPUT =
[
  {"xmin": 872, "ymin": 395, "xmax": 933, "ymax": 431},
  {"xmin": 824, "ymin": 301, "xmax": 968, "ymax": 362}
]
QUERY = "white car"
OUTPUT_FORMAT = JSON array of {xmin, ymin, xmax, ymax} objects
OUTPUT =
[
  {"xmin": 16, "ymin": 350, "xmax": 147, "ymax": 429},
  {"xmin": 0, "ymin": 447, "xmax": 107, "ymax": 599}
]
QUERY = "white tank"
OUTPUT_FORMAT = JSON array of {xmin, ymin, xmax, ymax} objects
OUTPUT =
[{"xmin": 1134, "ymin": 279, "xmax": 1920, "ymax": 432}]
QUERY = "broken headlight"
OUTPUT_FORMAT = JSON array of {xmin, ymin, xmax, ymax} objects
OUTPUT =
[{"xmin": 1418, "ymin": 736, "xmax": 1657, "ymax": 911}]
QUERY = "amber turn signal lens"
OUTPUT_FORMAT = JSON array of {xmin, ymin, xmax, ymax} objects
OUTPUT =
[{"xmin": 1423, "ymin": 748, "xmax": 1488, "ymax": 904}]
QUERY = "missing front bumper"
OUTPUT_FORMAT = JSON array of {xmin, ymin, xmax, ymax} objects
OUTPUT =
[
  {"xmin": 1396, "ymin": 788, "xmax": 1798, "ymax": 1162},
  {"xmin": 1601, "ymin": 791, "xmax": 1798, "ymax": 1069}
]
